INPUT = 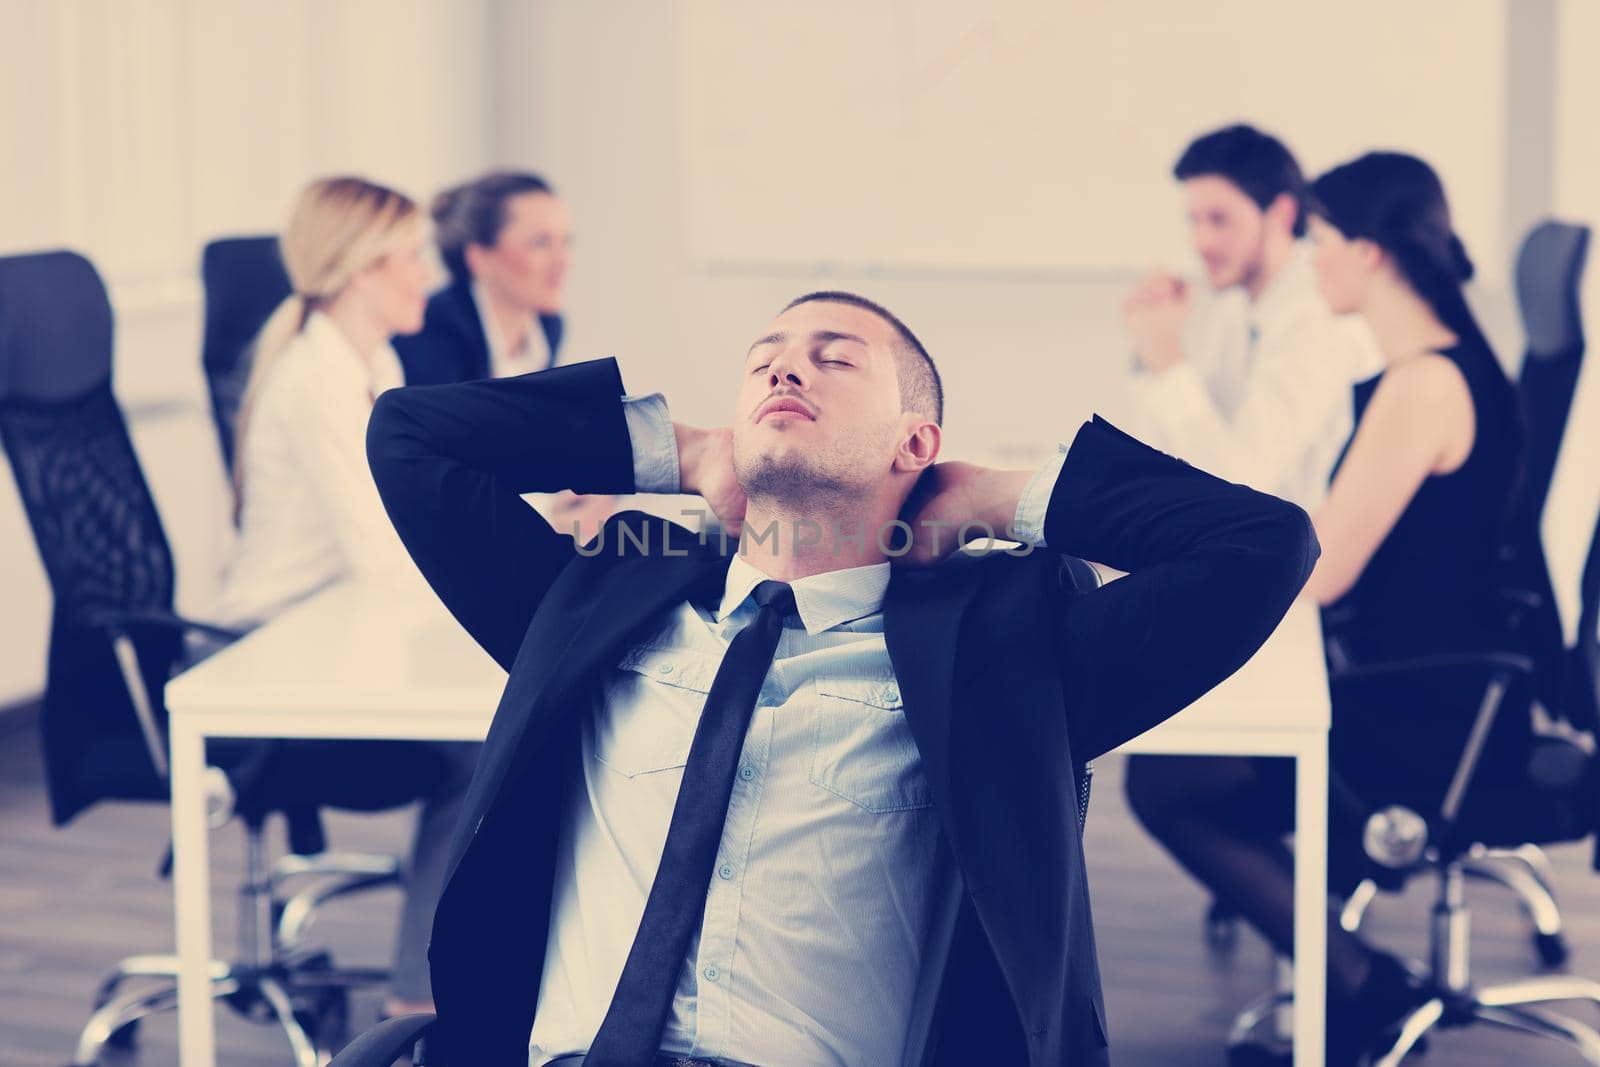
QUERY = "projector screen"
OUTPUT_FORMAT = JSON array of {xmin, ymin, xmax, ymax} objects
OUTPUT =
[{"xmin": 685, "ymin": 0, "xmax": 1506, "ymax": 278}]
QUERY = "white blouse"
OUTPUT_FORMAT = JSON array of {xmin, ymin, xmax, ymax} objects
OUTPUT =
[
  {"xmin": 214, "ymin": 312, "xmax": 415, "ymax": 628},
  {"xmin": 472, "ymin": 279, "xmax": 552, "ymax": 378}
]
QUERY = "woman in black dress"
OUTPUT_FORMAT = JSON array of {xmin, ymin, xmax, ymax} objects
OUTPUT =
[{"xmin": 1125, "ymin": 152, "xmax": 1523, "ymax": 1066}]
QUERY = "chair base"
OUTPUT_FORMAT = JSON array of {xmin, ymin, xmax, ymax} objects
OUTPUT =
[
  {"xmin": 1372, "ymin": 975, "xmax": 1600, "ymax": 1066},
  {"xmin": 1232, "ymin": 852, "xmax": 1600, "ymax": 1066},
  {"xmin": 66, "ymin": 817, "xmax": 403, "ymax": 1066},
  {"xmin": 271, "ymin": 851, "xmax": 403, "ymax": 949},
  {"xmin": 1340, "ymin": 844, "xmax": 1570, "ymax": 967},
  {"xmin": 71, "ymin": 951, "xmax": 389, "ymax": 1067}
]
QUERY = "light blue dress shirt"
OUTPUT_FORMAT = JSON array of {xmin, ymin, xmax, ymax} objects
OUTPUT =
[{"xmin": 527, "ymin": 395, "xmax": 1066, "ymax": 1065}]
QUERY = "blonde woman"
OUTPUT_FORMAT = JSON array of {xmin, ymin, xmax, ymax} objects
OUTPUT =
[
  {"xmin": 219, "ymin": 176, "xmax": 428, "ymax": 621},
  {"xmin": 216, "ymin": 176, "xmax": 476, "ymax": 1018}
]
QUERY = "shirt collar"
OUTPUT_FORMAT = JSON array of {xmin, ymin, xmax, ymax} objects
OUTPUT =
[
  {"xmin": 715, "ymin": 553, "xmax": 891, "ymax": 635},
  {"xmin": 470, "ymin": 279, "xmax": 546, "ymax": 373}
]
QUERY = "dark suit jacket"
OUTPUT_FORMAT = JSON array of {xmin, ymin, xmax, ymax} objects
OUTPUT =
[
  {"xmin": 366, "ymin": 358, "xmax": 1318, "ymax": 1066},
  {"xmin": 393, "ymin": 278, "xmax": 563, "ymax": 386}
]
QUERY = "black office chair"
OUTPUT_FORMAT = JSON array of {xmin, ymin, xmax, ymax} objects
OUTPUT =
[
  {"xmin": 324, "ymin": 549, "xmax": 1105, "ymax": 1067},
  {"xmin": 1228, "ymin": 525, "xmax": 1600, "ymax": 1063},
  {"xmin": 1352, "ymin": 510, "xmax": 1600, "ymax": 1065},
  {"xmin": 200, "ymin": 235, "xmax": 291, "ymax": 477},
  {"xmin": 0, "ymin": 250, "xmax": 451, "ymax": 1067}
]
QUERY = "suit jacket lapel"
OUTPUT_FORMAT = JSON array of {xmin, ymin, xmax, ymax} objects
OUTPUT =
[
  {"xmin": 460, "ymin": 523, "xmax": 729, "ymax": 852},
  {"xmin": 437, "ymin": 280, "xmax": 492, "ymax": 382},
  {"xmin": 539, "ymin": 312, "xmax": 564, "ymax": 368},
  {"xmin": 883, "ymin": 558, "xmax": 984, "ymax": 809}
]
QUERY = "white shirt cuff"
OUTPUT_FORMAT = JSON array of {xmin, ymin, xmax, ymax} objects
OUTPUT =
[
  {"xmin": 621, "ymin": 393, "xmax": 680, "ymax": 493},
  {"xmin": 1010, "ymin": 445, "xmax": 1069, "ymax": 547}
]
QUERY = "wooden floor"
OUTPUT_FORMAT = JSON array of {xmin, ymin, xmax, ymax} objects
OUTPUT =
[{"xmin": 3, "ymin": 704, "xmax": 1598, "ymax": 1066}]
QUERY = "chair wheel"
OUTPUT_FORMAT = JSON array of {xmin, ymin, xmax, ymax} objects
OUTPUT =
[
  {"xmin": 1536, "ymin": 931, "xmax": 1569, "ymax": 967},
  {"xmin": 107, "ymin": 1018, "xmax": 139, "ymax": 1049}
]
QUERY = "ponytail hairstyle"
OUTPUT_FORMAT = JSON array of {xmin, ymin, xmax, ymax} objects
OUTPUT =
[
  {"xmin": 1312, "ymin": 152, "xmax": 1526, "ymax": 524},
  {"xmin": 1308, "ymin": 152, "xmax": 1483, "ymax": 348},
  {"xmin": 430, "ymin": 170, "xmax": 554, "ymax": 285},
  {"xmin": 233, "ymin": 176, "xmax": 419, "ymax": 516}
]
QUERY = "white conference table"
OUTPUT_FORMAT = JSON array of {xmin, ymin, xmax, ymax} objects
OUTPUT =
[{"xmin": 165, "ymin": 576, "xmax": 1329, "ymax": 1066}]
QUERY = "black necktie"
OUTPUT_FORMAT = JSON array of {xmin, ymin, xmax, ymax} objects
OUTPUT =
[{"xmin": 585, "ymin": 580, "xmax": 797, "ymax": 1065}]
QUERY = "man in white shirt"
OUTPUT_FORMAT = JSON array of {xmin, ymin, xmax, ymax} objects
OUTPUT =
[{"xmin": 1124, "ymin": 124, "xmax": 1381, "ymax": 510}]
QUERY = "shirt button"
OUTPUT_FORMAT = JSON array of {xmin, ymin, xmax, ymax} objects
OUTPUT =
[
  {"xmin": 884, "ymin": 686, "xmax": 900, "ymax": 703},
  {"xmin": 657, "ymin": 663, "xmax": 673, "ymax": 675},
  {"xmin": 703, "ymin": 966, "xmax": 720, "ymax": 982},
  {"xmin": 739, "ymin": 766, "xmax": 755, "ymax": 781},
  {"xmin": 718, "ymin": 863, "xmax": 734, "ymax": 880}
]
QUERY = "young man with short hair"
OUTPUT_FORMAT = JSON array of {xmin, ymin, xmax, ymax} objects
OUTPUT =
[
  {"xmin": 367, "ymin": 290, "xmax": 1318, "ymax": 1065},
  {"xmin": 1125, "ymin": 123, "xmax": 1380, "ymax": 509}
]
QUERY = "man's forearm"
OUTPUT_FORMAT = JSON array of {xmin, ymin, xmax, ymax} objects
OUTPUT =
[
  {"xmin": 673, "ymin": 422, "xmax": 720, "ymax": 496},
  {"xmin": 979, "ymin": 468, "xmax": 1035, "ymax": 538},
  {"xmin": 1043, "ymin": 416, "xmax": 1316, "ymax": 578}
]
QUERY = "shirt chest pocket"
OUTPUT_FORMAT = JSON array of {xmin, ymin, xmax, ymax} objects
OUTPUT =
[
  {"xmin": 809, "ymin": 675, "xmax": 934, "ymax": 813},
  {"xmin": 594, "ymin": 645, "xmax": 719, "ymax": 777}
]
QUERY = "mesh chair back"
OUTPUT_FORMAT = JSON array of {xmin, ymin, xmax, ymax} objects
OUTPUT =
[
  {"xmin": 1498, "ymin": 222, "xmax": 1590, "ymax": 717},
  {"xmin": 0, "ymin": 251, "xmax": 179, "ymax": 822},
  {"xmin": 1513, "ymin": 221, "xmax": 1590, "ymax": 533},
  {"xmin": 200, "ymin": 236, "xmax": 291, "ymax": 475}
]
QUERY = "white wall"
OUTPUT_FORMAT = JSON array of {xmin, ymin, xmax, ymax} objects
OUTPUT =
[
  {"xmin": 499, "ymin": 0, "xmax": 1145, "ymax": 470},
  {"xmin": 0, "ymin": 0, "xmax": 493, "ymax": 705},
  {"xmin": 682, "ymin": 1, "xmax": 1509, "ymax": 279},
  {"xmin": 1544, "ymin": 0, "xmax": 1600, "ymax": 642},
  {"xmin": 497, "ymin": 0, "xmax": 1528, "ymax": 461}
]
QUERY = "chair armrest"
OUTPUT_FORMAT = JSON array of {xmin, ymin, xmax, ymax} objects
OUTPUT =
[
  {"xmin": 86, "ymin": 607, "xmax": 247, "ymax": 644},
  {"xmin": 1329, "ymin": 649, "xmax": 1537, "ymax": 686},
  {"xmin": 76, "ymin": 609, "xmax": 247, "ymax": 780},
  {"xmin": 1333, "ymin": 649, "xmax": 1536, "ymax": 855},
  {"xmin": 329, "ymin": 1013, "xmax": 437, "ymax": 1066}
]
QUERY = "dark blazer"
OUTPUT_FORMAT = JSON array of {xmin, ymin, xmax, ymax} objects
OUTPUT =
[
  {"xmin": 393, "ymin": 278, "xmax": 564, "ymax": 386},
  {"xmin": 366, "ymin": 358, "xmax": 1318, "ymax": 1066}
]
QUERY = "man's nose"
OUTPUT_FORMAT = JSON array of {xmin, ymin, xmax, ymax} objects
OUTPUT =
[{"xmin": 767, "ymin": 351, "xmax": 809, "ymax": 390}]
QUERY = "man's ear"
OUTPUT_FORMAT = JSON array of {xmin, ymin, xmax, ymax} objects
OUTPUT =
[
  {"xmin": 1265, "ymin": 192, "xmax": 1299, "ymax": 236},
  {"xmin": 893, "ymin": 418, "xmax": 941, "ymax": 474},
  {"xmin": 462, "ymin": 241, "xmax": 490, "ymax": 280}
]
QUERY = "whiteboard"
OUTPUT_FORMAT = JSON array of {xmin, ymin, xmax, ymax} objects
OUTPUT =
[{"xmin": 684, "ymin": 0, "xmax": 1506, "ymax": 277}]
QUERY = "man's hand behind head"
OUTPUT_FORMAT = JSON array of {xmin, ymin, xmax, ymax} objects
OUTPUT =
[
  {"xmin": 675, "ymin": 422, "xmax": 747, "ymax": 537},
  {"xmin": 899, "ymin": 461, "xmax": 1033, "ymax": 567}
]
